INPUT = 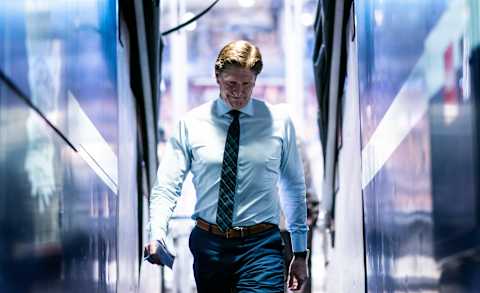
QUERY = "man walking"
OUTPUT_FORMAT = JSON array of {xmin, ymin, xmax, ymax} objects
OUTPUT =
[{"xmin": 145, "ymin": 40, "xmax": 309, "ymax": 292}]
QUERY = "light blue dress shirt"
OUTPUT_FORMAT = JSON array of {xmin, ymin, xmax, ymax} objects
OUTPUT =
[{"xmin": 150, "ymin": 97, "xmax": 308, "ymax": 252}]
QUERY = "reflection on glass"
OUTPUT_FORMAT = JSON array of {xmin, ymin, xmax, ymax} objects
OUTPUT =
[
  {"xmin": 358, "ymin": 0, "xmax": 480, "ymax": 291},
  {"xmin": 24, "ymin": 0, "xmax": 63, "ymax": 245},
  {"xmin": 25, "ymin": 112, "xmax": 57, "ymax": 214},
  {"xmin": 1, "ymin": 0, "xmax": 120, "ymax": 291}
]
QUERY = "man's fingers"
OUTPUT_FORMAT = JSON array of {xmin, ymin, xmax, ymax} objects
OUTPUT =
[
  {"xmin": 144, "ymin": 251, "xmax": 162, "ymax": 265},
  {"xmin": 287, "ymin": 274, "xmax": 293, "ymax": 288},
  {"xmin": 288, "ymin": 273, "xmax": 307, "ymax": 291},
  {"xmin": 149, "ymin": 254, "xmax": 162, "ymax": 264},
  {"xmin": 295, "ymin": 277, "xmax": 304, "ymax": 291},
  {"xmin": 144, "ymin": 242, "xmax": 163, "ymax": 265},
  {"xmin": 287, "ymin": 274, "xmax": 300, "ymax": 291},
  {"xmin": 146, "ymin": 243, "xmax": 156, "ymax": 254}
]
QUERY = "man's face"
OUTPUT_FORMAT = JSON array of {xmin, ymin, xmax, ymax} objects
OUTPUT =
[{"xmin": 216, "ymin": 66, "xmax": 256, "ymax": 110}]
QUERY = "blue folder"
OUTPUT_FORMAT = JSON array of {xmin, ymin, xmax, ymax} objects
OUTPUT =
[{"xmin": 144, "ymin": 240, "xmax": 175, "ymax": 269}]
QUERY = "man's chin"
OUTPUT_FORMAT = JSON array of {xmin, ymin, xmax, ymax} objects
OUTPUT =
[
  {"xmin": 231, "ymin": 105, "xmax": 244, "ymax": 110},
  {"xmin": 229, "ymin": 101, "xmax": 246, "ymax": 109}
]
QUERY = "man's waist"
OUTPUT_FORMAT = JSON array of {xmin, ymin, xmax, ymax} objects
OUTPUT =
[{"xmin": 195, "ymin": 218, "xmax": 277, "ymax": 239}]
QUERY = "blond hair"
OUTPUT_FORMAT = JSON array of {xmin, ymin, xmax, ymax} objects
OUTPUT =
[{"xmin": 214, "ymin": 40, "xmax": 263, "ymax": 75}]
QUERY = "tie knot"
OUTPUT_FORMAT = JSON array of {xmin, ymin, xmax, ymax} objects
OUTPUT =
[{"xmin": 229, "ymin": 110, "xmax": 240, "ymax": 119}]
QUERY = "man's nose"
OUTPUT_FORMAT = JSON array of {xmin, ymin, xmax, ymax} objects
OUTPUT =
[
  {"xmin": 231, "ymin": 86, "xmax": 247, "ymax": 97},
  {"xmin": 231, "ymin": 87, "xmax": 241, "ymax": 97}
]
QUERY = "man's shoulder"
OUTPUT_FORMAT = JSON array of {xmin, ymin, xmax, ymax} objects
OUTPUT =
[
  {"xmin": 253, "ymin": 99, "xmax": 291, "ymax": 121},
  {"xmin": 184, "ymin": 100, "xmax": 216, "ymax": 121}
]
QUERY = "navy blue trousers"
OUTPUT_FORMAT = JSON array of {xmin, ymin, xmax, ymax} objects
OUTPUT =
[{"xmin": 189, "ymin": 225, "xmax": 285, "ymax": 293}]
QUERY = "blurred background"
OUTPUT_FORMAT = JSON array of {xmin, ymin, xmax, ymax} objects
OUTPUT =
[{"xmin": 3, "ymin": 0, "xmax": 480, "ymax": 292}]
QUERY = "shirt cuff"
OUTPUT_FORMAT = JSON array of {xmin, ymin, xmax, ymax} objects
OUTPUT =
[
  {"xmin": 150, "ymin": 227, "xmax": 167, "ymax": 242},
  {"xmin": 290, "ymin": 231, "xmax": 308, "ymax": 252}
]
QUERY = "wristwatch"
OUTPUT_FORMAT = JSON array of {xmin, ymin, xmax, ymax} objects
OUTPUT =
[{"xmin": 293, "ymin": 249, "xmax": 310, "ymax": 258}]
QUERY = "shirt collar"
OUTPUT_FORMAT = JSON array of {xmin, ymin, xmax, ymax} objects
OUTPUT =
[{"xmin": 215, "ymin": 96, "xmax": 254, "ymax": 117}]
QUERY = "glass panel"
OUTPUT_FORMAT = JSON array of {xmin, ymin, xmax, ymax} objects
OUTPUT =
[
  {"xmin": 358, "ymin": 0, "xmax": 480, "ymax": 291},
  {"xmin": 0, "ymin": 0, "xmax": 120, "ymax": 291},
  {"xmin": 0, "ymin": 0, "xmax": 118, "ymax": 154},
  {"xmin": 0, "ymin": 82, "xmax": 118, "ymax": 292}
]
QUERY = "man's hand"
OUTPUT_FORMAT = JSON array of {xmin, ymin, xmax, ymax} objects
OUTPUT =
[
  {"xmin": 144, "ymin": 240, "xmax": 162, "ymax": 265},
  {"xmin": 287, "ymin": 255, "xmax": 309, "ymax": 291}
]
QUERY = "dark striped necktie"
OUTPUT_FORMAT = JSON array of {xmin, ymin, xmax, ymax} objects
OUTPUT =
[{"xmin": 216, "ymin": 110, "xmax": 241, "ymax": 232}]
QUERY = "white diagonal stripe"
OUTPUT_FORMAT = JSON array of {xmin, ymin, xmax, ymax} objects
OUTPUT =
[{"xmin": 361, "ymin": 0, "xmax": 467, "ymax": 189}]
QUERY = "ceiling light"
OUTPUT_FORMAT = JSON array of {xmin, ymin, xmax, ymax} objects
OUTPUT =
[{"xmin": 301, "ymin": 12, "xmax": 315, "ymax": 27}]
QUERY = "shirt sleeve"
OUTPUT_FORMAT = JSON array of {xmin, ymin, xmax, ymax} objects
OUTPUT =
[
  {"xmin": 278, "ymin": 116, "xmax": 308, "ymax": 252},
  {"xmin": 149, "ymin": 119, "xmax": 191, "ymax": 241}
]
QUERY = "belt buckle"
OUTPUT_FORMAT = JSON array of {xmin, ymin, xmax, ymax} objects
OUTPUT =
[
  {"xmin": 225, "ymin": 229, "xmax": 231, "ymax": 239},
  {"xmin": 232, "ymin": 226, "xmax": 246, "ymax": 238}
]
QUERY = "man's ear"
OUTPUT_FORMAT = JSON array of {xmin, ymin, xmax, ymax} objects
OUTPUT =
[{"xmin": 215, "ymin": 71, "xmax": 221, "ymax": 85}]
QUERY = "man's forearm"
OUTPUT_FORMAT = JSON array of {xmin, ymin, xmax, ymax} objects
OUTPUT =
[{"xmin": 290, "ymin": 230, "xmax": 308, "ymax": 252}]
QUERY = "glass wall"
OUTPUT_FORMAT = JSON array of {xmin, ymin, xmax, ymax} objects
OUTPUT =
[
  {"xmin": 357, "ymin": 0, "xmax": 480, "ymax": 291},
  {"xmin": 0, "ymin": 1, "xmax": 119, "ymax": 291}
]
